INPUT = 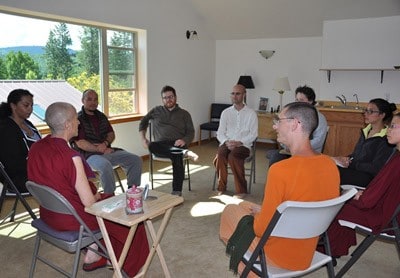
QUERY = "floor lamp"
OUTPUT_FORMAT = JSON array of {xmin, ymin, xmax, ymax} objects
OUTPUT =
[{"xmin": 273, "ymin": 77, "xmax": 291, "ymax": 110}]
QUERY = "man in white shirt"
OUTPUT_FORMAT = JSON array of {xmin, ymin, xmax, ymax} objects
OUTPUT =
[{"xmin": 213, "ymin": 84, "xmax": 258, "ymax": 196}]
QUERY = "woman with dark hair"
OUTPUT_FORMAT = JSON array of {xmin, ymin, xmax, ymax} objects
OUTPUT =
[
  {"xmin": 0, "ymin": 89, "xmax": 41, "ymax": 193},
  {"xmin": 332, "ymin": 98, "xmax": 397, "ymax": 187},
  {"xmin": 327, "ymin": 112, "xmax": 400, "ymax": 258}
]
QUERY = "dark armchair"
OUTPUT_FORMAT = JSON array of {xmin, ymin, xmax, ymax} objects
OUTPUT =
[{"xmin": 198, "ymin": 103, "xmax": 231, "ymax": 145}]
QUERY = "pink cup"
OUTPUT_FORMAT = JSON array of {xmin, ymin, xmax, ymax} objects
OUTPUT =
[{"xmin": 126, "ymin": 186, "xmax": 143, "ymax": 214}]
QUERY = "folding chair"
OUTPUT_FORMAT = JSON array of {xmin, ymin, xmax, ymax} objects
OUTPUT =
[
  {"xmin": 148, "ymin": 122, "xmax": 192, "ymax": 190},
  {"xmin": 213, "ymin": 139, "xmax": 257, "ymax": 193},
  {"xmin": 198, "ymin": 103, "xmax": 231, "ymax": 145},
  {"xmin": 335, "ymin": 203, "xmax": 400, "ymax": 278},
  {"xmin": 0, "ymin": 161, "xmax": 36, "ymax": 223},
  {"xmin": 240, "ymin": 188, "xmax": 357, "ymax": 278},
  {"xmin": 93, "ymin": 165, "xmax": 126, "ymax": 193},
  {"xmin": 26, "ymin": 181, "xmax": 108, "ymax": 278}
]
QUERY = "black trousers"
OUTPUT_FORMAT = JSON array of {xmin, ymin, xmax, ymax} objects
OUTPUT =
[
  {"xmin": 149, "ymin": 141, "xmax": 186, "ymax": 191},
  {"xmin": 338, "ymin": 167, "xmax": 373, "ymax": 188}
]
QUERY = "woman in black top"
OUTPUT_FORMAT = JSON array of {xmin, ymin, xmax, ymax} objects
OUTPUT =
[
  {"xmin": 0, "ymin": 89, "xmax": 41, "ymax": 192},
  {"xmin": 333, "ymin": 98, "xmax": 397, "ymax": 187}
]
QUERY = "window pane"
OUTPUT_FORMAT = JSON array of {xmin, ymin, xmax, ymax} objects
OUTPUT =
[
  {"xmin": 108, "ymin": 90, "xmax": 136, "ymax": 116},
  {"xmin": 0, "ymin": 12, "xmax": 138, "ymax": 117},
  {"xmin": 108, "ymin": 48, "xmax": 134, "ymax": 72},
  {"xmin": 107, "ymin": 30, "xmax": 134, "ymax": 48},
  {"xmin": 108, "ymin": 47, "xmax": 135, "ymax": 89}
]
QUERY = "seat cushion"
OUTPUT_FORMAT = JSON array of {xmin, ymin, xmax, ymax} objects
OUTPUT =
[
  {"xmin": 200, "ymin": 122, "xmax": 219, "ymax": 131},
  {"xmin": 32, "ymin": 218, "xmax": 80, "ymax": 242}
]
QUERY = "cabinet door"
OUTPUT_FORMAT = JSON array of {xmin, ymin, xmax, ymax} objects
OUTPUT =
[
  {"xmin": 323, "ymin": 124, "xmax": 336, "ymax": 155},
  {"xmin": 320, "ymin": 110, "xmax": 364, "ymax": 156},
  {"xmin": 257, "ymin": 113, "xmax": 277, "ymax": 140},
  {"xmin": 336, "ymin": 124, "xmax": 361, "ymax": 156}
]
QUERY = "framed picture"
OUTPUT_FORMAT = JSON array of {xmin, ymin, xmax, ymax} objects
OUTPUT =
[{"xmin": 258, "ymin": 97, "xmax": 269, "ymax": 111}]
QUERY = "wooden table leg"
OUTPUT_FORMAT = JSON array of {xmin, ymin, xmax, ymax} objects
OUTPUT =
[
  {"xmin": 135, "ymin": 207, "xmax": 173, "ymax": 278},
  {"xmin": 118, "ymin": 224, "xmax": 138, "ymax": 269},
  {"xmin": 96, "ymin": 216, "xmax": 123, "ymax": 278}
]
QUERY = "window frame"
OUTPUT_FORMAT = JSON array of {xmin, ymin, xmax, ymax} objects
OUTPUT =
[{"xmin": 0, "ymin": 7, "xmax": 145, "ymax": 120}]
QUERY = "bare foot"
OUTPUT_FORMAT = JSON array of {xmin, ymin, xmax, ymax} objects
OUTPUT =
[
  {"xmin": 184, "ymin": 150, "xmax": 199, "ymax": 161},
  {"xmin": 84, "ymin": 244, "xmax": 101, "ymax": 264}
]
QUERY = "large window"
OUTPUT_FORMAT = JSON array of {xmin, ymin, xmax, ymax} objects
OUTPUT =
[{"xmin": 0, "ymin": 11, "xmax": 139, "ymax": 117}]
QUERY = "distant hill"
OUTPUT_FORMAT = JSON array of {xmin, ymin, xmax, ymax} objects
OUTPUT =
[
  {"xmin": 0, "ymin": 46, "xmax": 76, "ymax": 57},
  {"xmin": 0, "ymin": 46, "xmax": 45, "ymax": 56}
]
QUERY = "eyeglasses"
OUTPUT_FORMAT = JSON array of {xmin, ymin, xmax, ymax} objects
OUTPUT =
[
  {"xmin": 162, "ymin": 95, "xmax": 175, "ymax": 100},
  {"xmin": 388, "ymin": 123, "xmax": 400, "ymax": 129},
  {"xmin": 273, "ymin": 116, "xmax": 294, "ymax": 125},
  {"xmin": 231, "ymin": 92, "xmax": 243, "ymax": 96},
  {"xmin": 363, "ymin": 109, "xmax": 380, "ymax": 115}
]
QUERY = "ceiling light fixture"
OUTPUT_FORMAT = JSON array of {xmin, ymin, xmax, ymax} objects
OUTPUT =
[{"xmin": 259, "ymin": 50, "xmax": 275, "ymax": 59}]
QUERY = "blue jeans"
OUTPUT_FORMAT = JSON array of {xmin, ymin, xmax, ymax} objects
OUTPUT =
[{"xmin": 87, "ymin": 150, "xmax": 142, "ymax": 193}]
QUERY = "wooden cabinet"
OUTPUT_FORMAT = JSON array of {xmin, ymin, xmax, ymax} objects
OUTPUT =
[
  {"xmin": 257, "ymin": 112, "xmax": 277, "ymax": 142},
  {"xmin": 319, "ymin": 109, "xmax": 364, "ymax": 156}
]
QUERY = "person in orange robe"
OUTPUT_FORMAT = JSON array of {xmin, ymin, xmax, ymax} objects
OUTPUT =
[{"xmin": 220, "ymin": 102, "xmax": 340, "ymax": 274}]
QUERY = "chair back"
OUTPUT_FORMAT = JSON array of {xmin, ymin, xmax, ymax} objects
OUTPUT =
[
  {"xmin": 270, "ymin": 188, "xmax": 357, "ymax": 239},
  {"xmin": 26, "ymin": 181, "xmax": 77, "ymax": 216},
  {"xmin": 0, "ymin": 161, "xmax": 36, "ymax": 221},
  {"xmin": 210, "ymin": 103, "xmax": 231, "ymax": 122},
  {"xmin": 26, "ymin": 181, "xmax": 108, "ymax": 277}
]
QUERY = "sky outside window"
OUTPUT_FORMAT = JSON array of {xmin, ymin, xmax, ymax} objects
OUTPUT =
[{"xmin": 0, "ymin": 13, "xmax": 82, "ymax": 50}]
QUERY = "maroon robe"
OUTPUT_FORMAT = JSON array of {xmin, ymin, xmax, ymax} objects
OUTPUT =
[
  {"xmin": 327, "ymin": 149, "xmax": 400, "ymax": 256},
  {"xmin": 28, "ymin": 135, "xmax": 149, "ymax": 276}
]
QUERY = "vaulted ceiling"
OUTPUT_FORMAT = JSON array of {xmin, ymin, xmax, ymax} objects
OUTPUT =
[{"xmin": 188, "ymin": 0, "xmax": 400, "ymax": 40}]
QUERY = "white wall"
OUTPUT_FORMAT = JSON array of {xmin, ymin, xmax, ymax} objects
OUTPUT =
[
  {"xmin": 215, "ymin": 16, "xmax": 400, "ymax": 111},
  {"xmin": 319, "ymin": 16, "xmax": 400, "ymax": 103},
  {"xmin": 0, "ymin": 0, "xmax": 216, "ymax": 156},
  {"xmin": 322, "ymin": 16, "xmax": 400, "ymax": 68},
  {"xmin": 215, "ymin": 37, "xmax": 322, "ymax": 111}
]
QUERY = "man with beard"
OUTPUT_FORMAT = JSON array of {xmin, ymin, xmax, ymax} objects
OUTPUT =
[{"xmin": 139, "ymin": 85, "xmax": 197, "ymax": 196}]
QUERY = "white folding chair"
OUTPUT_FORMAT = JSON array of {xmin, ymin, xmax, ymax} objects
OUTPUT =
[
  {"xmin": 334, "ymin": 191, "xmax": 400, "ymax": 277},
  {"xmin": 241, "ymin": 188, "xmax": 357, "ymax": 278}
]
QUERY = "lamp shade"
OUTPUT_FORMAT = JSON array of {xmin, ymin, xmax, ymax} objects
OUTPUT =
[
  {"xmin": 237, "ymin": 75, "xmax": 255, "ymax": 89},
  {"xmin": 273, "ymin": 77, "xmax": 290, "ymax": 93}
]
